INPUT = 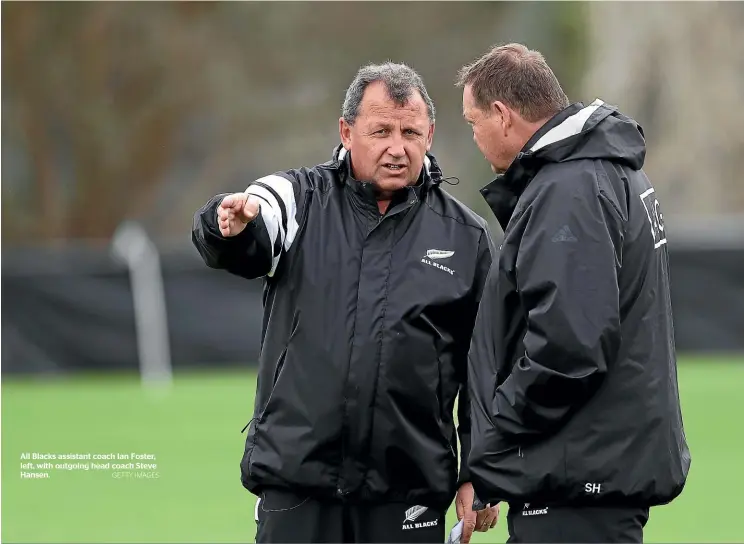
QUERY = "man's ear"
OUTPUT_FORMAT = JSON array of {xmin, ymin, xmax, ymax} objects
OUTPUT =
[
  {"xmin": 339, "ymin": 117, "xmax": 352, "ymax": 149},
  {"xmin": 426, "ymin": 123, "xmax": 435, "ymax": 151},
  {"xmin": 492, "ymin": 101, "xmax": 512, "ymax": 135}
]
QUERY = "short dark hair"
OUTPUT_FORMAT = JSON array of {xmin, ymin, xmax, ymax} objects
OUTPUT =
[
  {"xmin": 456, "ymin": 43, "xmax": 569, "ymax": 122},
  {"xmin": 342, "ymin": 62, "xmax": 435, "ymax": 125}
]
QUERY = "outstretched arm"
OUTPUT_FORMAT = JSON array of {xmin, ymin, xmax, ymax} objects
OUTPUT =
[{"xmin": 192, "ymin": 174, "xmax": 303, "ymax": 279}]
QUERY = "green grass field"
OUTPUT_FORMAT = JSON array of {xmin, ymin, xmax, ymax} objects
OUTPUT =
[{"xmin": 2, "ymin": 357, "xmax": 743, "ymax": 543}]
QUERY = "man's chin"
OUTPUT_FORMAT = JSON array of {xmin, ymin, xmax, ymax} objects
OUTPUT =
[{"xmin": 373, "ymin": 178, "xmax": 415, "ymax": 195}]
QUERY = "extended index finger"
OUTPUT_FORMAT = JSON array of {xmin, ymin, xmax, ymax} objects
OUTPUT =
[{"xmin": 461, "ymin": 511, "xmax": 477, "ymax": 544}]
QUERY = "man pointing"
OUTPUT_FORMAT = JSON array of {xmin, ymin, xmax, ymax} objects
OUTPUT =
[{"xmin": 193, "ymin": 62, "xmax": 499, "ymax": 543}]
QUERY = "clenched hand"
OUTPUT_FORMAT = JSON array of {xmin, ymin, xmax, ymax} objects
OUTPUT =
[{"xmin": 217, "ymin": 193, "xmax": 260, "ymax": 237}]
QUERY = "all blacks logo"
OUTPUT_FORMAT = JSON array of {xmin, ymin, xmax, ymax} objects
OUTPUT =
[{"xmin": 402, "ymin": 505, "xmax": 439, "ymax": 530}]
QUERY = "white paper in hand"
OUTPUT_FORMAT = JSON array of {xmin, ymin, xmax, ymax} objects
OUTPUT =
[{"xmin": 446, "ymin": 519, "xmax": 464, "ymax": 544}]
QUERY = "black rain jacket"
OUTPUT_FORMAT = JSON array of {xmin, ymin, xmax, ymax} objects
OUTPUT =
[
  {"xmin": 192, "ymin": 145, "xmax": 493, "ymax": 509},
  {"xmin": 468, "ymin": 100, "xmax": 691, "ymax": 508}
]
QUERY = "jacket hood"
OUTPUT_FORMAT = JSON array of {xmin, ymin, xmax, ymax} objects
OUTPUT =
[
  {"xmin": 527, "ymin": 99, "xmax": 646, "ymax": 169},
  {"xmin": 481, "ymin": 100, "xmax": 646, "ymax": 229}
]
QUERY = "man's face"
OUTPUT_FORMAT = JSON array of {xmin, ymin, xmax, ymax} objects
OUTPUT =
[
  {"xmin": 462, "ymin": 84, "xmax": 516, "ymax": 175},
  {"xmin": 339, "ymin": 81, "xmax": 434, "ymax": 195}
]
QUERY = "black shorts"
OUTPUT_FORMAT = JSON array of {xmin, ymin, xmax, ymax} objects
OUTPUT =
[
  {"xmin": 254, "ymin": 487, "xmax": 446, "ymax": 543},
  {"xmin": 507, "ymin": 502, "xmax": 650, "ymax": 543}
]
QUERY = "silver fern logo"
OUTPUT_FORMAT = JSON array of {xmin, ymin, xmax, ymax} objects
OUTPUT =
[
  {"xmin": 421, "ymin": 250, "xmax": 456, "ymax": 275},
  {"xmin": 425, "ymin": 249, "xmax": 454, "ymax": 260},
  {"xmin": 404, "ymin": 505, "xmax": 428, "ymax": 523},
  {"xmin": 402, "ymin": 505, "xmax": 439, "ymax": 530}
]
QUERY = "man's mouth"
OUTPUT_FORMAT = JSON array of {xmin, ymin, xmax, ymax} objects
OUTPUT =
[{"xmin": 383, "ymin": 163, "xmax": 406, "ymax": 172}]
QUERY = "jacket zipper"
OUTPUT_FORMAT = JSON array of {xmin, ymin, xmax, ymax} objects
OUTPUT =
[
  {"xmin": 241, "ymin": 418, "xmax": 256, "ymax": 434},
  {"xmin": 368, "ymin": 197, "xmax": 417, "ymax": 235},
  {"xmin": 242, "ymin": 347, "xmax": 288, "ymax": 434}
]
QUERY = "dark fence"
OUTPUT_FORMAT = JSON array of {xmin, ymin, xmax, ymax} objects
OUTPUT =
[{"xmin": 2, "ymin": 239, "xmax": 742, "ymax": 375}]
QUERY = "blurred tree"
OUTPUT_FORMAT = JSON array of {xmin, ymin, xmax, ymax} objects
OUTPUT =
[
  {"xmin": 1, "ymin": 2, "xmax": 588, "ymax": 246},
  {"xmin": 3, "ymin": 2, "xmax": 203, "ymax": 242},
  {"xmin": 582, "ymin": 2, "xmax": 744, "ymax": 216}
]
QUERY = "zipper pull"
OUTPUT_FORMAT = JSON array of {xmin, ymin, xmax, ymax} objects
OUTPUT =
[{"xmin": 241, "ymin": 418, "xmax": 255, "ymax": 434}]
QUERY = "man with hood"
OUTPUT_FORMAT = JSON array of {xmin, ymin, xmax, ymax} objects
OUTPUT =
[
  {"xmin": 192, "ymin": 62, "xmax": 500, "ymax": 543},
  {"xmin": 456, "ymin": 43, "xmax": 691, "ymax": 543}
]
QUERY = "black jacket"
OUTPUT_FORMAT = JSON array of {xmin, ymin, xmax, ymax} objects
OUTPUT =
[
  {"xmin": 192, "ymin": 145, "xmax": 493, "ymax": 509},
  {"xmin": 468, "ymin": 100, "xmax": 691, "ymax": 508}
]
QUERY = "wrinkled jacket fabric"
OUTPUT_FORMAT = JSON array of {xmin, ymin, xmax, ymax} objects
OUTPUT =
[
  {"xmin": 193, "ymin": 145, "xmax": 493, "ymax": 509},
  {"xmin": 468, "ymin": 100, "xmax": 691, "ymax": 507}
]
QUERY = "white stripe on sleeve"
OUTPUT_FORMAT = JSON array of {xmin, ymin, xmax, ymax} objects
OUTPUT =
[
  {"xmin": 245, "ymin": 175, "xmax": 300, "ymax": 277},
  {"xmin": 244, "ymin": 185, "xmax": 282, "ymax": 276},
  {"xmin": 249, "ymin": 175, "xmax": 299, "ymax": 251},
  {"xmin": 245, "ymin": 184, "xmax": 286, "ymax": 246}
]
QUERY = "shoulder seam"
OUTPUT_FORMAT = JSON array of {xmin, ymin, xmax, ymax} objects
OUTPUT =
[{"xmin": 422, "ymin": 199, "xmax": 487, "ymax": 234}]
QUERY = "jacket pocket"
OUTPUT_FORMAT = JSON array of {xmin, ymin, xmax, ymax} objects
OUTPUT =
[
  {"xmin": 436, "ymin": 353, "xmax": 446, "ymax": 424},
  {"xmin": 243, "ymin": 346, "xmax": 289, "ymax": 434},
  {"xmin": 260, "ymin": 346, "xmax": 289, "ymax": 421},
  {"xmin": 246, "ymin": 346, "xmax": 289, "ymax": 480},
  {"xmin": 435, "ymin": 353, "xmax": 459, "ymax": 466}
]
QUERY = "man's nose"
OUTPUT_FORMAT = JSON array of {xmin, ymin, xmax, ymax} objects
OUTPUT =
[{"xmin": 387, "ymin": 133, "xmax": 405, "ymax": 158}]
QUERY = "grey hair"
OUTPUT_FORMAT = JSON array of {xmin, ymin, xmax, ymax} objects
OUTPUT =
[{"xmin": 342, "ymin": 62, "xmax": 436, "ymax": 125}]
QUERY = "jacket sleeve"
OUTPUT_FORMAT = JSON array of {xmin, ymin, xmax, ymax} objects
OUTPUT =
[
  {"xmin": 489, "ymin": 170, "xmax": 622, "ymax": 452},
  {"xmin": 191, "ymin": 173, "xmax": 305, "ymax": 280},
  {"xmin": 457, "ymin": 227, "xmax": 495, "ymax": 486}
]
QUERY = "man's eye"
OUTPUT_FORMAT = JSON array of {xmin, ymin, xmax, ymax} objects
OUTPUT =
[
  {"xmin": 375, "ymin": 129, "xmax": 389, "ymax": 135},
  {"xmin": 405, "ymin": 129, "xmax": 419, "ymax": 136}
]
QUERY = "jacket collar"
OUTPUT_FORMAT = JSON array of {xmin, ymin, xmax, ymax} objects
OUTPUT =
[
  {"xmin": 479, "ymin": 103, "xmax": 585, "ymax": 231},
  {"xmin": 329, "ymin": 144, "xmax": 442, "ymax": 207}
]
